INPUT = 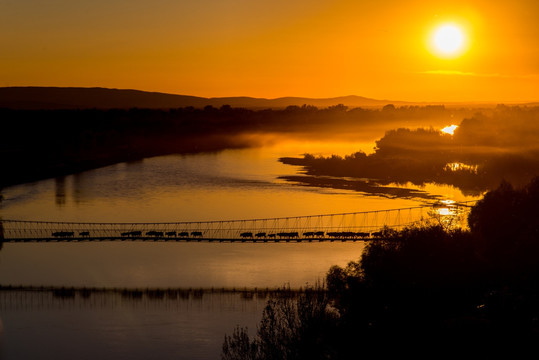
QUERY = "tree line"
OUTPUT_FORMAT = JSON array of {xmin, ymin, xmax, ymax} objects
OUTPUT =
[
  {"xmin": 0, "ymin": 104, "xmax": 463, "ymax": 187},
  {"xmin": 280, "ymin": 105, "xmax": 539, "ymax": 195}
]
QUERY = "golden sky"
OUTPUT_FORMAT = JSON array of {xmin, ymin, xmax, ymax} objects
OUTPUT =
[{"xmin": 1, "ymin": 0, "xmax": 538, "ymax": 102}]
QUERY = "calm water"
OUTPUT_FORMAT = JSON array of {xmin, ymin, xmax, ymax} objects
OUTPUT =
[
  {"xmin": 0, "ymin": 138, "xmax": 479, "ymax": 359},
  {"xmin": 0, "ymin": 242, "xmax": 364, "ymax": 289},
  {"xmin": 0, "ymin": 289, "xmax": 267, "ymax": 360},
  {"xmin": 1, "ymin": 139, "xmax": 474, "ymax": 223}
]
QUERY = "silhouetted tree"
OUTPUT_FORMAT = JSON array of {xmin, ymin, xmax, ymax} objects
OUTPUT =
[
  {"xmin": 468, "ymin": 177, "xmax": 539, "ymax": 275},
  {"xmin": 222, "ymin": 286, "xmax": 337, "ymax": 360},
  {"xmin": 0, "ymin": 191, "xmax": 3, "ymax": 251},
  {"xmin": 222, "ymin": 327, "xmax": 258, "ymax": 360},
  {"xmin": 382, "ymin": 103, "xmax": 395, "ymax": 112},
  {"xmin": 224, "ymin": 179, "xmax": 539, "ymax": 356}
]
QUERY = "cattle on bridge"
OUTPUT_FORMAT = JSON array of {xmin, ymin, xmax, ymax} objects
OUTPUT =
[
  {"xmin": 52, "ymin": 231, "xmax": 74, "ymax": 238},
  {"xmin": 0, "ymin": 201, "xmax": 475, "ymax": 243},
  {"xmin": 277, "ymin": 232, "xmax": 299, "ymax": 239},
  {"xmin": 121, "ymin": 231, "xmax": 142, "ymax": 237}
]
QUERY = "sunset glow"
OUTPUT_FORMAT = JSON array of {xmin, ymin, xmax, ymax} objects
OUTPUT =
[
  {"xmin": 0, "ymin": 0, "xmax": 538, "ymax": 102},
  {"xmin": 2, "ymin": 1, "xmax": 539, "ymax": 354}
]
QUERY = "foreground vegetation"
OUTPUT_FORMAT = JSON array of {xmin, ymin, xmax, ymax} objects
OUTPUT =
[{"xmin": 222, "ymin": 178, "xmax": 539, "ymax": 358}]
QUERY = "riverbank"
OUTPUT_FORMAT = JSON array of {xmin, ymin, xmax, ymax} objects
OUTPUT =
[
  {"xmin": 1, "ymin": 133, "xmax": 255, "ymax": 188},
  {"xmin": 0, "ymin": 105, "xmax": 464, "ymax": 189}
]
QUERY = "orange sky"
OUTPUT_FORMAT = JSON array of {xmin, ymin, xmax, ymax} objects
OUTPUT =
[{"xmin": 1, "ymin": 0, "xmax": 538, "ymax": 102}]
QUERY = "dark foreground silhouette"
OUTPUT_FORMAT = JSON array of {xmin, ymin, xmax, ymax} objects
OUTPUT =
[{"xmin": 222, "ymin": 178, "xmax": 539, "ymax": 358}]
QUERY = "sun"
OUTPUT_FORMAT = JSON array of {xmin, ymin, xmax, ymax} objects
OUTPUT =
[{"xmin": 429, "ymin": 23, "xmax": 467, "ymax": 58}]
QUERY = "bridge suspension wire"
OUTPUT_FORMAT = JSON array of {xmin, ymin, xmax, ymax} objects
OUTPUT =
[{"xmin": 0, "ymin": 201, "xmax": 477, "ymax": 243}]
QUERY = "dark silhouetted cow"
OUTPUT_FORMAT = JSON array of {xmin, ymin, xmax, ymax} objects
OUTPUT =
[{"xmin": 52, "ymin": 231, "xmax": 74, "ymax": 237}]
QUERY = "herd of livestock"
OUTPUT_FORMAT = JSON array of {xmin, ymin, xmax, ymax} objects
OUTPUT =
[{"xmin": 49, "ymin": 230, "xmax": 385, "ymax": 240}]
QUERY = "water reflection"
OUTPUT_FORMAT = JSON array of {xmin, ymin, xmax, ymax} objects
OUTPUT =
[
  {"xmin": 72, "ymin": 172, "xmax": 87, "ymax": 206},
  {"xmin": 55, "ymin": 176, "xmax": 66, "ymax": 206},
  {"xmin": 427, "ymin": 200, "xmax": 472, "ymax": 231},
  {"xmin": 278, "ymin": 175, "xmax": 444, "ymax": 201},
  {"xmin": 0, "ymin": 286, "xmax": 273, "ymax": 311},
  {"xmin": 0, "ymin": 288, "xmax": 266, "ymax": 360},
  {"xmin": 0, "ymin": 141, "xmax": 477, "ymax": 223}
]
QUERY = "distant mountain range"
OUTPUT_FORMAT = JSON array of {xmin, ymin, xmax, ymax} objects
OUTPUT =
[{"xmin": 0, "ymin": 86, "xmax": 519, "ymax": 110}]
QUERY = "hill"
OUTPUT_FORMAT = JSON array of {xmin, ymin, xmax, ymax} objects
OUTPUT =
[{"xmin": 0, "ymin": 87, "xmax": 417, "ymax": 110}]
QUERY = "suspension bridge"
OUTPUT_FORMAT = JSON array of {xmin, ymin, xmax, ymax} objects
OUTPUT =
[{"xmin": 0, "ymin": 201, "xmax": 476, "ymax": 243}]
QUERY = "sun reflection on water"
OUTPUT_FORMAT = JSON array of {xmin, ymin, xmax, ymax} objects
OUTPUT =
[
  {"xmin": 444, "ymin": 162, "xmax": 478, "ymax": 174},
  {"xmin": 441, "ymin": 124, "xmax": 458, "ymax": 135}
]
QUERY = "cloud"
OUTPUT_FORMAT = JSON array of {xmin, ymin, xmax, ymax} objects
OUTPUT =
[
  {"xmin": 421, "ymin": 70, "xmax": 539, "ymax": 79},
  {"xmin": 420, "ymin": 70, "xmax": 501, "ymax": 77}
]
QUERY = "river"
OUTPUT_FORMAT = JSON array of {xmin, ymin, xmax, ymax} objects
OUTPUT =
[{"xmin": 0, "ymin": 136, "xmax": 480, "ymax": 359}]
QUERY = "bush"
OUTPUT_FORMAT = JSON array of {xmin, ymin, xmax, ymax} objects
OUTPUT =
[{"xmin": 222, "ymin": 286, "xmax": 338, "ymax": 360}]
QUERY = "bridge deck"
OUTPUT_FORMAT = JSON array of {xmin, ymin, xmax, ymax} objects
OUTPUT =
[
  {"xmin": 2, "ymin": 236, "xmax": 377, "ymax": 243},
  {"xmin": 0, "ymin": 202, "xmax": 476, "ymax": 243}
]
